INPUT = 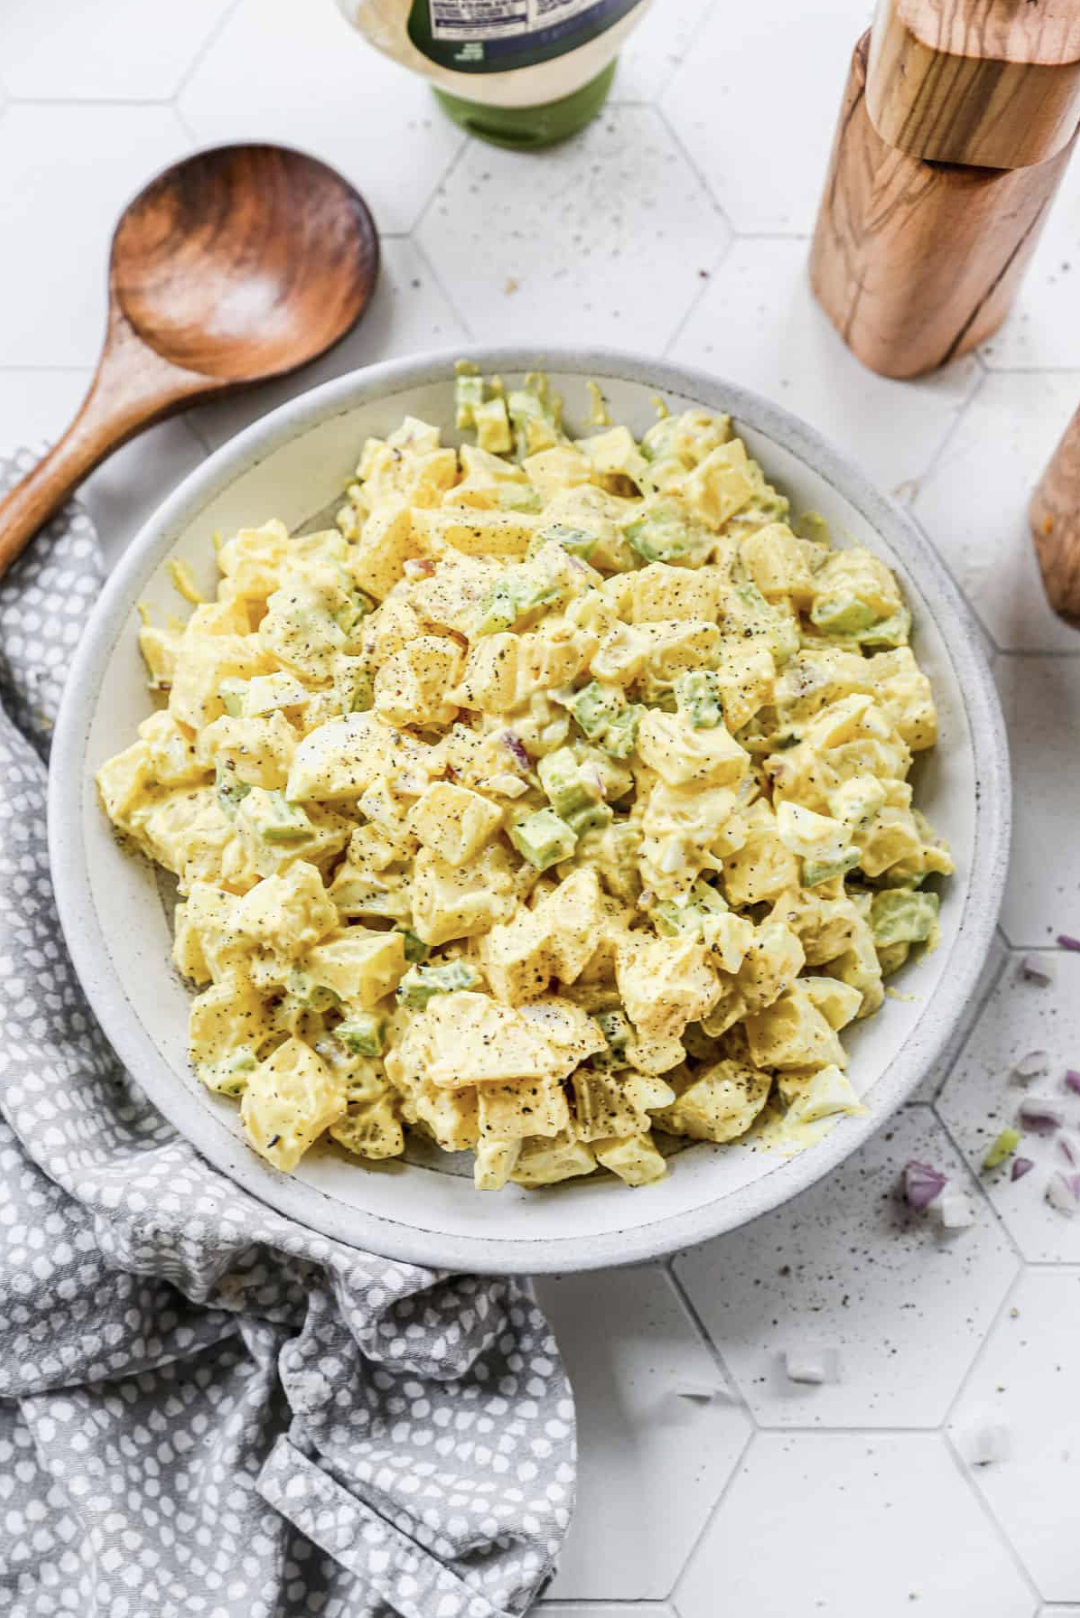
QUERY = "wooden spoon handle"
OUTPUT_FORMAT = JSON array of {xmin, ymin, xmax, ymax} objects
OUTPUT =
[
  {"xmin": 0, "ymin": 301, "xmax": 211, "ymax": 582},
  {"xmin": 1031, "ymin": 405, "xmax": 1080, "ymax": 628}
]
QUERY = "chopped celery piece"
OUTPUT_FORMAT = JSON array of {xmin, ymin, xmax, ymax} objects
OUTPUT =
[
  {"xmin": 566, "ymin": 801, "xmax": 613, "ymax": 837},
  {"xmin": 870, "ymin": 887, "xmax": 939, "ymax": 946},
  {"xmin": 983, "ymin": 1127, "xmax": 1022, "ymax": 1171},
  {"xmin": 810, "ymin": 595, "xmax": 878, "ymax": 635},
  {"xmin": 218, "ymin": 678, "xmax": 247, "ymax": 718},
  {"xmin": 591, "ymin": 1008, "xmax": 633, "ymax": 1070},
  {"xmin": 510, "ymin": 808, "xmax": 578, "ymax": 871},
  {"xmin": 795, "ymin": 511, "xmax": 831, "ymax": 545},
  {"xmin": 334, "ymin": 655, "xmax": 374, "ymax": 714},
  {"xmin": 475, "ymin": 572, "xmax": 559, "ymax": 637},
  {"xmin": 215, "ymin": 762, "xmax": 251, "ymax": 820},
  {"xmin": 395, "ymin": 927, "xmax": 430, "ymax": 964},
  {"xmin": 675, "ymin": 669, "xmax": 723, "ymax": 729},
  {"xmin": 286, "ymin": 970, "xmax": 340, "ymax": 1014},
  {"xmin": 336, "ymin": 589, "xmax": 374, "ymax": 639},
  {"xmin": 600, "ymin": 706, "xmax": 642, "ymax": 759},
  {"xmin": 623, "ymin": 500, "xmax": 695, "ymax": 563},
  {"xmin": 335, "ymin": 1011, "xmax": 385, "ymax": 1057},
  {"xmin": 247, "ymin": 789, "xmax": 316, "ymax": 844},
  {"xmin": 396, "ymin": 960, "xmax": 481, "ymax": 1009},
  {"xmin": 203, "ymin": 1045, "xmax": 258, "ymax": 1097},
  {"xmin": 538, "ymin": 746, "xmax": 601, "ymax": 818},
  {"xmin": 498, "ymin": 482, "xmax": 543, "ymax": 514},
  {"xmin": 803, "ymin": 848, "xmax": 861, "ymax": 887},
  {"xmin": 455, "ymin": 373, "xmax": 485, "ymax": 428},
  {"xmin": 569, "ymin": 682, "xmax": 641, "ymax": 759},
  {"xmin": 532, "ymin": 522, "xmax": 597, "ymax": 560},
  {"xmin": 653, "ymin": 878, "xmax": 729, "ymax": 936}
]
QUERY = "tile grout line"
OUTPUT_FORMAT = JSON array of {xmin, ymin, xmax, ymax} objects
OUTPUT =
[
  {"xmin": 663, "ymin": 1256, "xmax": 756, "ymax": 1426},
  {"xmin": 172, "ymin": 0, "xmax": 244, "ymax": 102},
  {"xmin": 940, "ymin": 1422, "xmax": 1045, "ymax": 1610},
  {"xmin": 408, "ymin": 231, "xmax": 475, "ymax": 345}
]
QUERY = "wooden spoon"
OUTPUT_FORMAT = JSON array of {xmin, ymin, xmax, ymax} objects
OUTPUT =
[{"xmin": 0, "ymin": 142, "xmax": 378, "ymax": 580}]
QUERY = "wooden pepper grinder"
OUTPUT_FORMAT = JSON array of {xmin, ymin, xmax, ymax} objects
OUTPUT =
[
  {"xmin": 1030, "ymin": 412, "xmax": 1080, "ymax": 625},
  {"xmin": 810, "ymin": 2, "xmax": 1080, "ymax": 380}
]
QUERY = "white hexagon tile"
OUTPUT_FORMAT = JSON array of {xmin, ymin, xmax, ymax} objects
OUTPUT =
[
  {"xmin": 674, "ymin": 1108, "xmax": 1018, "ymax": 1428},
  {"xmin": 994, "ymin": 656, "xmax": 1080, "ymax": 947},
  {"xmin": 0, "ymin": 0, "xmax": 232, "ymax": 100},
  {"xmin": 661, "ymin": 0, "xmax": 873, "ymax": 234},
  {"xmin": 0, "ymin": 104, "xmax": 191, "ymax": 368},
  {"xmin": 949, "ymin": 1271, "xmax": 1080, "ymax": 1605},
  {"xmin": 667, "ymin": 237, "xmax": 980, "ymax": 492},
  {"xmin": 938, "ymin": 950, "xmax": 1080, "ymax": 1263},
  {"xmin": 675, "ymin": 1432, "xmax": 1035, "ymax": 1618},
  {"xmin": 417, "ymin": 105, "xmax": 729, "ymax": 350},
  {"xmin": 4, "ymin": 0, "xmax": 1080, "ymax": 1611},
  {"xmin": 179, "ymin": 0, "xmax": 464, "ymax": 234},
  {"xmin": 534, "ymin": 1267, "xmax": 750, "ymax": 1602},
  {"xmin": 914, "ymin": 371, "xmax": 1080, "ymax": 654}
]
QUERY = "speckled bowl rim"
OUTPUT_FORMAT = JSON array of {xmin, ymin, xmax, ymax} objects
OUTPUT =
[{"xmin": 48, "ymin": 345, "xmax": 1010, "ymax": 1273}]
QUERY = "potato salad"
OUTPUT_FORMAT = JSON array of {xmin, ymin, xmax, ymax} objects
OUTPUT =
[{"xmin": 96, "ymin": 370, "xmax": 952, "ymax": 1192}]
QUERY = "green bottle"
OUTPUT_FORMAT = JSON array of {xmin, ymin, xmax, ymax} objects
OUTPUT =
[{"xmin": 336, "ymin": 0, "xmax": 655, "ymax": 149}]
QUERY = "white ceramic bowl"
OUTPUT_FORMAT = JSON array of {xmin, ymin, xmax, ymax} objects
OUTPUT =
[{"xmin": 48, "ymin": 347, "xmax": 1010, "ymax": 1274}]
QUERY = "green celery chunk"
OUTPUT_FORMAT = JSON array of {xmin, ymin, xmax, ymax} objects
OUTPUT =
[
  {"xmin": 569, "ymin": 682, "xmax": 642, "ymax": 759},
  {"xmin": 335, "ymin": 1011, "xmax": 385, "ymax": 1057},
  {"xmin": 396, "ymin": 960, "xmax": 481, "ymax": 1009},
  {"xmin": 334, "ymin": 655, "xmax": 374, "ymax": 714},
  {"xmin": 202, "ymin": 1044, "xmax": 258, "ymax": 1096},
  {"xmin": 794, "ymin": 511, "xmax": 831, "ymax": 545},
  {"xmin": 675, "ymin": 669, "xmax": 724, "ymax": 729},
  {"xmin": 538, "ymin": 746, "xmax": 602, "ymax": 818},
  {"xmin": 475, "ymin": 572, "xmax": 559, "ymax": 637},
  {"xmin": 218, "ymin": 678, "xmax": 248, "ymax": 718},
  {"xmin": 803, "ymin": 848, "xmax": 861, "ymax": 888},
  {"xmin": 653, "ymin": 878, "xmax": 729, "ymax": 937},
  {"xmin": 243, "ymin": 788, "xmax": 316, "ymax": 844},
  {"xmin": 566, "ymin": 802, "xmax": 613, "ymax": 838},
  {"xmin": 530, "ymin": 522, "xmax": 597, "ymax": 560},
  {"xmin": 455, "ymin": 373, "xmax": 485, "ymax": 428},
  {"xmin": 510, "ymin": 808, "xmax": 578, "ymax": 871},
  {"xmin": 623, "ymin": 500, "xmax": 694, "ymax": 563},
  {"xmin": 395, "ymin": 927, "xmax": 430, "ymax": 964},
  {"xmin": 870, "ymin": 887, "xmax": 939, "ymax": 946},
  {"xmin": 983, "ymin": 1127, "xmax": 1022, "ymax": 1171},
  {"xmin": 810, "ymin": 594, "xmax": 879, "ymax": 635},
  {"xmin": 215, "ymin": 762, "xmax": 251, "ymax": 820},
  {"xmin": 591, "ymin": 1008, "xmax": 633, "ymax": 1070},
  {"xmin": 286, "ymin": 970, "xmax": 340, "ymax": 1014}
]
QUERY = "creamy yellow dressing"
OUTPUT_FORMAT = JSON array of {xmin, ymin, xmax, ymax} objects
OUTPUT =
[{"xmin": 96, "ymin": 375, "xmax": 951, "ymax": 1192}]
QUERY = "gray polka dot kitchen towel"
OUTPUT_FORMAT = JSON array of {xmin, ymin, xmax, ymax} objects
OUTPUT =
[{"xmin": 0, "ymin": 449, "xmax": 576, "ymax": 1618}]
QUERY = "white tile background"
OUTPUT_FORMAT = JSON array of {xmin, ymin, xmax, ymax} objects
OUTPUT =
[{"xmin": 1, "ymin": 0, "xmax": 1079, "ymax": 1610}]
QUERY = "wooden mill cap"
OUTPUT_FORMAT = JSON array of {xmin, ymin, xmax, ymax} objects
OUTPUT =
[{"xmin": 866, "ymin": 0, "xmax": 1080, "ymax": 169}]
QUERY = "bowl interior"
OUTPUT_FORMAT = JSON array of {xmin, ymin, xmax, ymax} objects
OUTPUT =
[{"xmin": 51, "ymin": 353, "xmax": 1007, "ymax": 1272}]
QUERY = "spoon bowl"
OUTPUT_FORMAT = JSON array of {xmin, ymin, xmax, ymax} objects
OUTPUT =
[{"xmin": 0, "ymin": 143, "xmax": 378, "ymax": 578}]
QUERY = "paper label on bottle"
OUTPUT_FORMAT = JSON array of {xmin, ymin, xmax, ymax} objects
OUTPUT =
[{"xmin": 413, "ymin": 0, "xmax": 642, "ymax": 71}]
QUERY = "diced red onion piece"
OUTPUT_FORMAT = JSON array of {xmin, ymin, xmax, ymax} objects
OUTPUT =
[
  {"xmin": 1018, "ymin": 1095, "xmax": 1066, "ymax": 1134},
  {"xmin": 1021, "ymin": 956, "xmax": 1054, "ymax": 987},
  {"xmin": 1065, "ymin": 1070, "xmax": 1080, "ymax": 1096},
  {"xmin": 1010, "ymin": 1155, "xmax": 1035, "ymax": 1182},
  {"xmin": 501, "ymin": 731, "xmax": 531, "ymax": 771},
  {"xmin": 903, "ymin": 1160, "xmax": 946, "ymax": 1210},
  {"xmin": 1012, "ymin": 1049, "xmax": 1050, "ymax": 1082},
  {"xmin": 403, "ymin": 557, "xmax": 436, "ymax": 580},
  {"xmin": 1059, "ymin": 1132, "xmax": 1080, "ymax": 1168},
  {"xmin": 1057, "ymin": 933, "xmax": 1080, "ymax": 953},
  {"xmin": 1046, "ymin": 1171, "xmax": 1080, "ymax": 1215}
]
